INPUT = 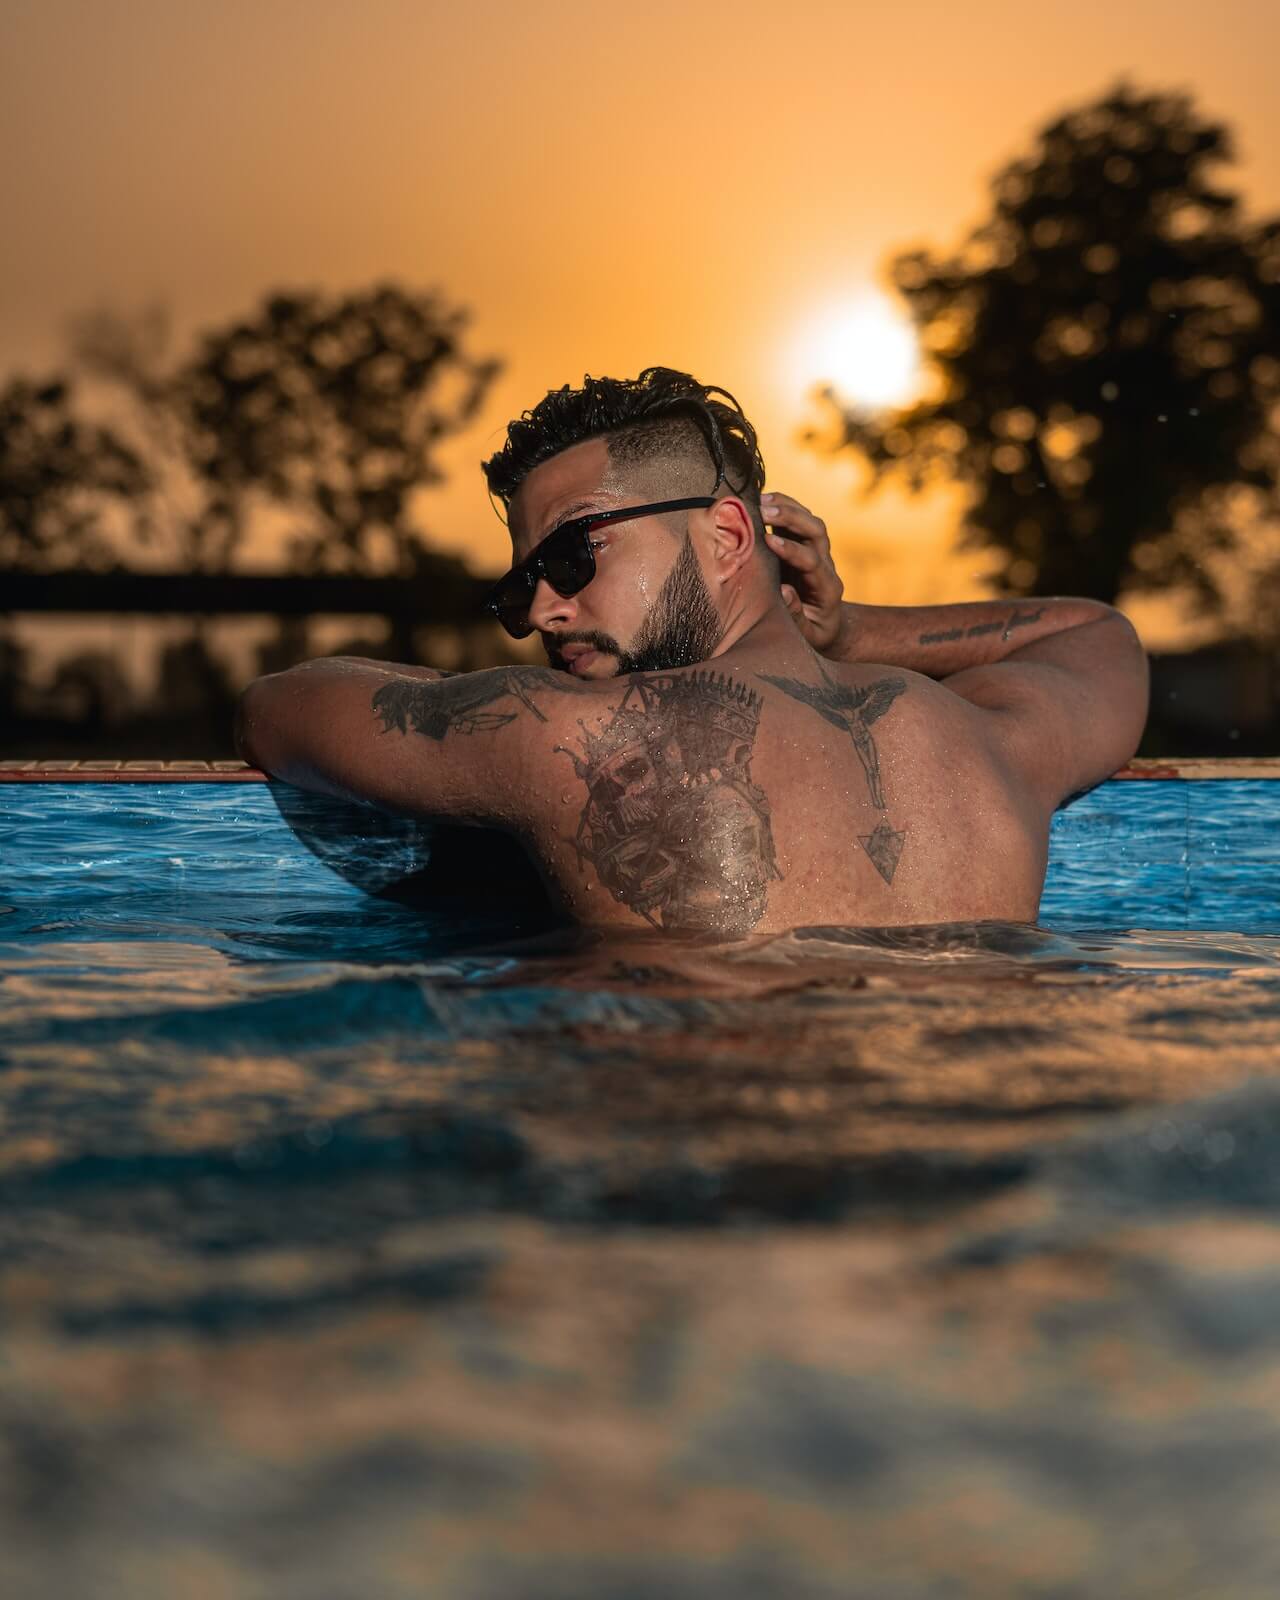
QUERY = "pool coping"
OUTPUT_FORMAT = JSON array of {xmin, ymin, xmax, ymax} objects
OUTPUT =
[
  {"xmin": 2, "ymin": 757, "xmax": 1279, "ymax": 783},
  {"xmin": 0, "ymin": 760, "xmax": 268, "ymax": 782}
]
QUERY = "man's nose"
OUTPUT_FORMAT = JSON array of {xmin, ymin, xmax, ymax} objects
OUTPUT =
[{"xmin": 527, "ymin": 576, "xmax": 578, "ymax": 634}]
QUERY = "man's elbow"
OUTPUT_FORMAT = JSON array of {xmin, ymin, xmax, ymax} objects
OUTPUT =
[
  {"xmin": 235, "ymin": 674, "xmax": 285, "ymax": 770},
  {"xmin": 1103, "ymin": 608, "xmax": 1150, "ymax": 762}
]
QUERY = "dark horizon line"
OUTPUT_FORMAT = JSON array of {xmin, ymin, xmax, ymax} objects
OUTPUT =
[{"xmin": 0, "ymin": 569, "xmax": 496, "ymax": 620}]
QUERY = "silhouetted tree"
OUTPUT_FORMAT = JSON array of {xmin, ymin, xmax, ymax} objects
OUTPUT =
[
  {"xmin": 0, "ymin": 631, "xmax": 27, "ymax": 724},
  {"xmin": 69, "ymin": 304, "xmax": 223, "ymax": 570},
  {"xmin": 150, "ymin": 634, "xmax": 237, "ymax": 724},
  {"xmin": 0, "ymin": 376, "xmax": 148, "ymax": 569},
  {"xmin": 820, "ymin": 84, "xmax": 1280, "ymax": 620},
  {"xmin": 43, "ymin": 650, "xmax": 132, "ymax": 726},
  {"xmin": 2, "ymin": 285, "xmax": 505, "ymax": 755},
  {"xmin": 78, "ymin": 286, "xmax": 500, "ymax": 576}
]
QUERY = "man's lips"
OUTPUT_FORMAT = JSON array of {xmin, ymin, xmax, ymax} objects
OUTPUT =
[{"xmin": 554, "ymin": 642, "xmax": 608, "ymax": 674}]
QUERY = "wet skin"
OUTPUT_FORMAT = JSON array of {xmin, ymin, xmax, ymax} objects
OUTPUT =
[{"xmin": 237, "ymin": 440, "xmax": 1149, "ymax": 936}]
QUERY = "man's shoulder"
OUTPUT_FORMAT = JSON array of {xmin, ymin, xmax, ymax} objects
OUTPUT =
[
  {"xmin": 749, "ymin": 653, "xmax": 987, "ymax": 741},
  {"xmin": 457, "ymin": 662, "xmax": 761, "ymax": 720},
  {"xmin": 447, "ymin": 656, "xmax": 984, "ymax": 773},
  {"xmin": 367, "ymin": 664, "xmax": 610, "ymax": 741}
]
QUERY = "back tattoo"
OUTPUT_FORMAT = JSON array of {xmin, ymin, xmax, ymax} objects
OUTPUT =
[
  {"xmin": 372, "ymin": 666, "xmax": 781, "ymax": 934},
  {"xmin": 758, "ymin": 662, "xmax": 908, "ymax": 885},
  {"xmin": 555, "ymin": 672, "xmax": 781, "ymax": 934}
]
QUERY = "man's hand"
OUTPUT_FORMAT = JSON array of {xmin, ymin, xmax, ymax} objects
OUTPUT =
[{"xmin": 760, "ymin": 492, "xmax": 849, "ymax": 655}]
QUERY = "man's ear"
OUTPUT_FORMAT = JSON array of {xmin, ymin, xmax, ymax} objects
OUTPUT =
[{"xmin": 706, "ymin": 496, "xmax": 757, "ymax": 585}]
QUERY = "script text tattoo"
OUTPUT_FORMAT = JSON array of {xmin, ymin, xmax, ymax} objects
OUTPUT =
[{"xmin": 918, "ymin": 606, "xmax": 1047, "ymax": 647}]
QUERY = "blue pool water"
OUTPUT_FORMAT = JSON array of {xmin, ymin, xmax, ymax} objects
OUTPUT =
[
  {"xmin": 2, "ymin": 778, "xmax": 1280, "ymax": 1598},
  {"xmin": 3, "ymin": 776, "xmax": 1278, "ymax": 952}
]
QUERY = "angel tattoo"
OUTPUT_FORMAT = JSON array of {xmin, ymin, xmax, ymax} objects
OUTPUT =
[{"xmin": 758, "ymin": 663, "xmax": 908, "ymax": 884}]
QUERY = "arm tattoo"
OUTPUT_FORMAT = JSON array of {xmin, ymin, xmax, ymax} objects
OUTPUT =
[
  {"xmin": 554, "ymin": 672, "xmax": 781, "ymax": 934},
  {"xmin": 758, "ymin": 662, "xmax": 907, "ymax": 886},
  {"xmin": 371, "ymin": 666, "xmax": 595, "ymax": 741},
  {"xmin": 1001, "ymin": 605, "xmax": 1046, "ymax": 641},
  {"xmin": 918, "ymin": 606, "xmax": 1047, "ymax": 647}
]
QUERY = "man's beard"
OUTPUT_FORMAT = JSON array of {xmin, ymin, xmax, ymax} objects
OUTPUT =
[{"xmin": 547, "ymin": 536, "xmax": 724, "ymax": 675}]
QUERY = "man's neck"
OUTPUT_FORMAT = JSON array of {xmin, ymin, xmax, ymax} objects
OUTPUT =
[{"xmin": 709, "ymin": 591, "xmax": 797, "ymax": 661}]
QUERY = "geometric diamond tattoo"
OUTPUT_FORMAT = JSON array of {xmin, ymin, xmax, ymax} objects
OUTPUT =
[{"xmin": 859, "ymin": 820, "xmax": 907, "ymax": 885}]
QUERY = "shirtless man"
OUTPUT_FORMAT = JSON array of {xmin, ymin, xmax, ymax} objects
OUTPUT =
[{"xmin": 235, "ymin": 366, "xmax": 1149, "ymax": 934}]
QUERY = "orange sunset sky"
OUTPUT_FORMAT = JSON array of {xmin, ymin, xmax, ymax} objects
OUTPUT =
[{"xmin": 4, "ymin": 0, "xmax": 1279, "ymax": 637}]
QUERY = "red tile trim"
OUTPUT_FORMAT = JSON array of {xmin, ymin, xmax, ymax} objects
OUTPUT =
[
  {"xmin": 1112, "ymin": 758, "xmax": 1280, "ymax": 780},
  {"xmin": 0, "ymin": 760, "xmax": 268, "ymax": 782}
]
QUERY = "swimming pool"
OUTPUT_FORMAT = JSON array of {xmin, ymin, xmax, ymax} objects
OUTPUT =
[{"xmin": 2, "ymin": 760, "xmax": 1280, "ymax": 1598}]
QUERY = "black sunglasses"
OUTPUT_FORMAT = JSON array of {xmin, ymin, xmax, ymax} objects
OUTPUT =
[{"xmin": 485, "ymin": 497, "xmax": 716, "ymax": 639}]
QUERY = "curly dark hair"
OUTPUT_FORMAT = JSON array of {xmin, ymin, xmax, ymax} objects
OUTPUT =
[{"xmin": 481, "ymin": 366, "xmax": 768, "ymax": 536}]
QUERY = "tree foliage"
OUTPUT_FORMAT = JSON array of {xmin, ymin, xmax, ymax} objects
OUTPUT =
[
  {"xmin": 3, "ymin": 283, "xmax": 499, "ymax": 577},
  {"xmin": 169, "ymin": 286, "xmax": 500, "ymax": 574},
  {"xmin": 0, "ymin": 376, "xmax": 148, "ymax": 570},
  {"xmin": 822, "ymin": 84, "xmax": 1280, "ymax": 618}
]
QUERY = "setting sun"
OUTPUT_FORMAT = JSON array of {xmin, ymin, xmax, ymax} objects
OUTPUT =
[{"xmin": 787, "ymin": 290, "xmax": 922, "ymax": 413}]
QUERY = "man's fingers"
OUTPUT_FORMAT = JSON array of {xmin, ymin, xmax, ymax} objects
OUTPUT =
[
  {"xmin": 765, "ymin": 528, "xmax": 820, "ymax": 571},
  {"xmin": 762, "ymin": 495, "xmax": 821, "ymax": 530},
  {"xmin": 761, "ymin": 491, "xmax": 810, "ymax": 514},
  {"xmin": 760, "ymin": 493, "xmax": 829, "ymax": 546}
]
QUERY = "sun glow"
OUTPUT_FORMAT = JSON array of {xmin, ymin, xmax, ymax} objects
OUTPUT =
[{"xmin": 788, "ymin": 290, "xmax": 923, "ymax": 413}]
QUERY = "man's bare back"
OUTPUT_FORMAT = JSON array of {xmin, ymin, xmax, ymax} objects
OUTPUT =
[
  {"xmin": 238, "ymin": 593, "xmax": 1144, "ymax": 935},
  {"xmin": 235, "ymin": 371, "xmax": 1149, "ymax": 934},
  {"xmin": 510, "ymin": 635, "xmax": 1048, "ymax": 933}
]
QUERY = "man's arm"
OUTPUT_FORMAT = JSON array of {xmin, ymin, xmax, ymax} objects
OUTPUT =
[
  {"xmin": 234, "ymin": 657, "xmax": 593, "ymax": 823},
  {"xmin": 761, "ymin": 491, "xmax": 1149, "ymax": 807},
  {"xmin": 761, "ymin": 491, "xmax": 1108, "ymax": 674},
  {"xmin": 826, "ymin": 596, "xmax": 1148, "ymax": 805},
  {"xmin": 282, "ymin": 654, "xmax": 462, "ymax": 681},
  {"xmin": 927, "ymin": 606, "xmax": 1149, "ymax": 805},
  {"xmin": 824, "ymin": 595, "xmax": 1112, "ymax": 677},
  {"xmin": 235, "ymin": 657, "xmax": 452, "ymax": 772}
]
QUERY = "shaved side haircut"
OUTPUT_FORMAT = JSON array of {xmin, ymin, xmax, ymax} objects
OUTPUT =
[{"xmin": 482, "ymin": 366, "xmax": 777, "ymax": 575}]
